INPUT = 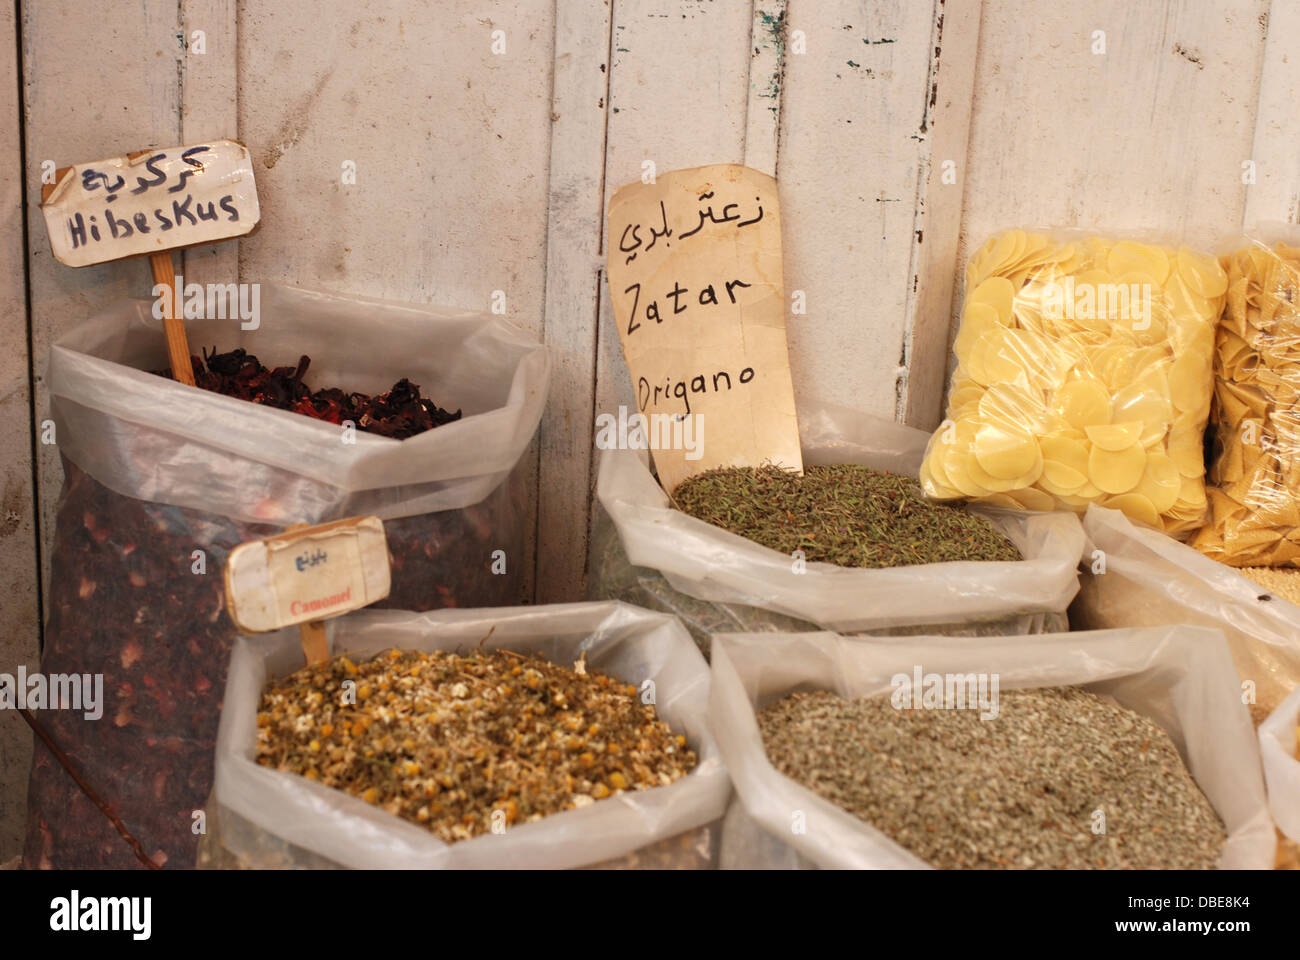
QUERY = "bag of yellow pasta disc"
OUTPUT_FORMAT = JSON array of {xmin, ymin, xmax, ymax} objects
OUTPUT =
[
  {"xmin": 920, "ymin": 230, "xmax": 1227, "ymax": 534},
  {"xmin": 1191, "ymin": 238, "xmax": 1300, "ymax": 566}
]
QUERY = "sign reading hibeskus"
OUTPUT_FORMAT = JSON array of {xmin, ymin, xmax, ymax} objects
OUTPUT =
[{"xmin": 40, "ymin": 139, "xmax": 260, "ymax": 267}]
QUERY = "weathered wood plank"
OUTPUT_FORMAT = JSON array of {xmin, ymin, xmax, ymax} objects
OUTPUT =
[
  {"xmin": 959, "ymin": 0, "xmax": 1267, "ymax": 269},
  {"xmin": 235, "ymin": 0, "xmax": 556, "ymax": 601},
  {"xmin": 1243, "ymin": 0, "xmax": 1300, "ymax": 227},
  {"xmin": 744, "ymin": 1, "xmax": 787, "ymax": 177},
  {"xmin": 587, "ymin": 0, "xmax": 756, "ymax": 578},
  {"xmin": 0, "ymin": 0, "xmax": 37, "ymax": 865},
  {"xmin": 23, "ymin": 0, "xmax": 184, "ymax": 597},
  {"xmin": 181, "ymin": 0, "xmax": 240, "ymax": 286},
  {"xmin": 777, "ymin": 0, "xmax": 947, "ymax": 419},
  {"xmin": 900, "ymin": 0, "xmax": 981, "ymax": 430},
  {"xmin": 535, "ymin": 0, "xmax": 612, "ymax": 603}
]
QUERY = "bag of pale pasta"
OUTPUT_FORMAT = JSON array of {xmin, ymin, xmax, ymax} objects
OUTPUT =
[
  {"xmin": 920, "ymin": 230, "xmax": 1227, "ymax": 534},
  {"xmin": 1190, "ymin": 235, "xmax": 1300, "ymax": 566}
]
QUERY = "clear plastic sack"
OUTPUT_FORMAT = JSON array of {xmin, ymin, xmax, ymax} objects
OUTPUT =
[
  {"xmin": 1076, "ymin": 505, "xmax": 1300, "ymax": 723},
  {"xmin": 203, "ymin": 602, "xmax": 729, "ymax": 869},
  {"xmin": 1191, "ymin": 237, "xmax": 1300, "ymax": 565},
  {"xmin": 24, "ymin": 285, "xmax": 549, "ymax": 870},
  {"xmin": 920, "ymin": 231, "xmax": 1226, "ymax": 534},
  {"xmin": 1259, "ymin": 685, "xmax": 1300, "ymax": 845},
  {"xmin": 711, "ymin": 627, "xmax": 1275, "ymax": 869},
  {"xmin": 591, "ymin": 400, "xmax": 1083, "ymax": 655}
]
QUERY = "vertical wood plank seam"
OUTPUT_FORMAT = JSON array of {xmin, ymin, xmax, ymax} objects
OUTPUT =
[
  {"xmin": 14, "ymin": 0, "xmax": 42, "ymax": 651},
  {"xmin": 896, "ymin": 0, "xmax": 948, "ymax": 422},
  {"xmin": 578, "ymin": 0, "xmax": 618, "ymax": 588}
]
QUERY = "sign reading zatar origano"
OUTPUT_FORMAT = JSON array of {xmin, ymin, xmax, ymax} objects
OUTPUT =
[
  {"xmin": 605, "ymin": 163, "xmax": 803, "ymax": 493},
  {"xmin": 40, "ymin": 139, "xmax": 259, "ymax": 267}
]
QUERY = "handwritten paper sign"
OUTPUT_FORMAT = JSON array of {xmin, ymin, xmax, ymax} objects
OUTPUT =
[
  {"xmin": 40, "ymin": 139, "xmax": 259, "ymax": 267},
  {"xmin": 606, "ymin": 164, "xmax": 802, "ymax": 493},
  {"xmin": 224, "ymin": 517, "xmax": 390, "ymax": 634}
]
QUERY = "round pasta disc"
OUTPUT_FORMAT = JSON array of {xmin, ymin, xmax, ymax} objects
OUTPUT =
[
  {"xmin": 976, "ymin": 492, "xmax": 1024, "ymax": 510},
  {"xmin": 1039, "ymin": 459, "xmax": 1088, "ymax": 496},
  {"xmin": 1088, "ymin": 441, "xmax": 1147, "ymax": 494},
  {"xmin": 942, "ymin": 446, "xmax": 993, "ymax": 498},
  {"xmin": 1111, "ymin": 373, "xmax": 1172, "ymax": 443},
  {"xmin": 1177, "ymin": 247, "xmax": 1229, "ymax": 299},
  {"xmin": 1104, "ymin": 492, "xmax": 1161, "ymax": 528},
  {"xmin": 969, "ymin": 276, "xmax": 1017, "ymax": 325},
  {"xmin": 973, "ymin": 424, "xmax": 1041, "ymax": 480},
  {"xmin": 1107, "ymin": 241, "xmax": 1170, "ymax": 286},
  {"xmin": 964, "ymin": 453, "xmax": 1024, "ymax": 493},
  {"xmin": 1167, "ymin": 279, "xmax": 1218, "ymax": 326},
  {"xmin": 954, "ymin": 302, "xmax": 1003, "ymax": 357},
  {"xmin": 1039, "ymin": 434, "xmax": 1091, "ymax": 475},
  {"xmin": 1007, "ymin": 486, "xmax": 1056, "ymax": 511},
  {"xmin": 1169, "ymin": 351, "xmax": 1211, "ymax": 412},
  {"xmin": 1167, "ymin": 424, "xmax": 1206, "ymax": 477},
  {"xmin": 1175, "ymin": 474, "xmax": 1208, "ymax": 510},
  {"xmin": 980, "ymin": 327, "xmax": 1032, "ymax": 384},
  {"xmin": 1052, "ymin": 378, "xmax": 1111, "ymax": 429},
  {"xmin": 1085, "ymin": 420, "xmax": 1144, "ymax": 452},
  {"xmin": 978, "ymin": 382, "xmax": 1045, "ymax": 431},
  {"xmin": 1136, "ymin": 451, "xmax": 1181, "ymax": 513},
  {"xmin": 919, "ymin": 456, "xmax": 961, "ymax": 500}
]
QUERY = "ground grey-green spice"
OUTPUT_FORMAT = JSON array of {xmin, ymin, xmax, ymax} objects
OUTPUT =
[
  {"xmin": 759, "ymin": 686, "xmax": 1227, "ymax": 869},
  {"xmin": 672, "ymin": 465, "xmax": 1021, "ymax": 568}
]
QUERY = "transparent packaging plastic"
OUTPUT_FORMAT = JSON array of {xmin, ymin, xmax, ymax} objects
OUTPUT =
[
  {"xmin": 23, "ymin": 285, "xmax": 549, "ymax": 870},
  {"xmin": 1191, "ymin": 238, "xmax": 1300, "ymax": 565},
  {"xmin": 1259, "ymin": 685, "xmax": 1300, "ymax": 845},
  {"xmin": 590, "ymin": 400, "xmax": 1084, "ymax": 656},
  {"xmin": 920, "ymin": 231, "xmax": 1226, "ymax": 534},
  {"xmin": 1077, "ymin": 505, "xmax": 1300, "ymax": 723},
  {"xmin": 202, "ymin": 602, "xmax": 729, "ymax": 869},
  {"xmin": 711, "ymin": 628, "xmax": 1275, "ymax": 869}
]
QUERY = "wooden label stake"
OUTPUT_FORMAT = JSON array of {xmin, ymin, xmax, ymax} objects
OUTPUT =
[
  {"xmin": 224, "ymin": 517, "xmax": 392, "ymax": 666},
  {"xmin": 39, "ymin": 139, "xmax": 260, "ymax": 386},
  {"xmin": 149, "ymin": 250, "xmax": 195, "ymax": 386}
]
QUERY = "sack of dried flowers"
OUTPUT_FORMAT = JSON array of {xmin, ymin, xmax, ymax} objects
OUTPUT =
[
  {"xmin": 200, "ymin": 602, "xmax": 729, "ymax": 869},
  {"xmin": 23, "ymin": 284, "xmax": 549, "ymax": 869}
]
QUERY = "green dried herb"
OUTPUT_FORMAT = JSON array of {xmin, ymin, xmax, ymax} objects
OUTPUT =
[
  {"xmin": 760, "ymin": 687, "xmax": 1227, "ymax": 870},
  {"xmin": 672, "ymin": 465, "xmax": 1021, "ymax": 568}
]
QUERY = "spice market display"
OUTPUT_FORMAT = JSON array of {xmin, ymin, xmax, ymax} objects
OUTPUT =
[{"xmin": 13, "ymin": 20, "xmax": 1300, "ymax": 890}]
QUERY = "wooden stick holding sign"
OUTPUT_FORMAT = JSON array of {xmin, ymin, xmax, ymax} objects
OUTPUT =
[
  {"xmin": 225, "ymin": 517, "xmax": 392, "ymax": 666},
  {"xmin": 39, "ymin": 139, "xmax": 261, "ymax": 387},
  {"xmin": 605, "ymin": 164, "xmax": 803, "ymax": 493}
]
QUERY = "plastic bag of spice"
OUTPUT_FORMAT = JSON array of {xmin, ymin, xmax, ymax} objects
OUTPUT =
[
  {"xmin": 919, "ymin": 230, "xmax": 1226, "ymax": 534},
  {"xmin": 1190, "ymin": 235, "xmax": 1300, "ymax": 565},
  {"xmin": 1259, "ymin": 685, "xmax": 1300, "ymax": 845},
  {"xmin": 590, "ymin": 401, "xmax": 1083, "ymax": 654},
  {"xmin": 711, "ymin": 627, "xmax": 1276, "ymax": 869},
  {"xmin": 23, "ymin": 284, "xmax": 549, "ymax": 870},
  {"xmin": 201, "ymin": 601, "xmax": 729, "ymax": 869},
  {"xmin": 1076, "ymin": 505, "xmax": 1300, "ymax": 724}
]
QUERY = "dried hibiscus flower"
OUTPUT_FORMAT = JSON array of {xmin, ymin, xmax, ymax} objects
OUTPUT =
[{"xmin": 155, "ymin": 348, "xmax": 462, "ymax": 439}]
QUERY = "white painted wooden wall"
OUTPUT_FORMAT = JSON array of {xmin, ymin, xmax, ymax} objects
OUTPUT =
[{"xmin": 0, "ymin": 0, "xmax": 1293, "ymax": 861}]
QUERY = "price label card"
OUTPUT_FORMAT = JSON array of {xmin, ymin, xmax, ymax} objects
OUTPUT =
[
  {"xmin": 606, "ymin": 163, "xmax": 803, "ymax": 493},
  {"xmin": 224, "ymin": 517, "xmax": 390, "ymax": 633},
  {"xmin": 40, "ymin": 139, "xmax": 260, "ymax": 267}
]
